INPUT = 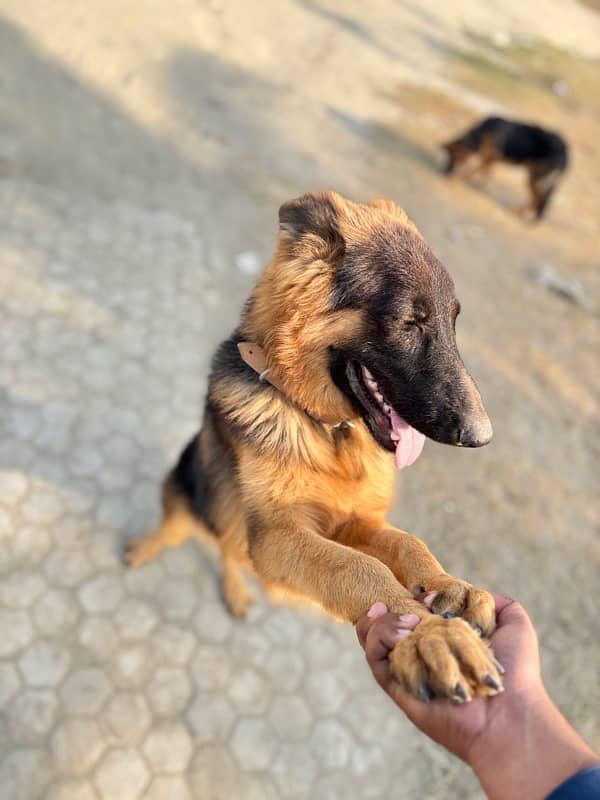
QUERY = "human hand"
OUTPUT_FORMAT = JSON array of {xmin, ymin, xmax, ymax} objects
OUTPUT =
[
  {"xmin": 356, "ymin": 594, "xmax": 597, "ymax": 798},
  {"xmin": 356, "ymin": 593, "xmax": 538, "ymax": 762}
]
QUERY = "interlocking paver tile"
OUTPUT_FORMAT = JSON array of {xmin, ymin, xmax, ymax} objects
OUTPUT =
[
  {"xmin": 150, "ymin": 623, "xmax": 196, "ymax": 666},
  {"xmin": 191, "ymin": 644, "xmax": 233, "ymax": 691},
  {"xmin": 0, "ymin": 748, "xmax": 51, "ymax": 800},
  {"xmin": 155, "ymin": 577, "xmax": 198, "ymax": 622},
  {"xmin": 7, "ymin": 689, "xmax": 58, "ymax": 742},
  {"xmin": 146, "ymin": 666, "xmax": 192, "ymax": 716},
  {"xmin": 78, "ymin": 617, "xmax": 119, "ymax": 661},
  {"xmin": 269, "ymin": 696, "xmax": 313, "ymax": 741},
  {"xmin": 94, "ymin": 748, "xmax": 150, "ymax": 800},
  {"xmin": 142, "ymin": 721, "xmax": 193, "ymax": 773},
  {"xmin": 78, "ymin": 573, "xmax": 124, "ymax": 614},
  {"xmin": 59, "ymin": 668, "xmax": 112, "ymax": 715},
  {"xmin": 227, "ymin": 666, "xmax": 270, "ymax": 714},
  {"xmin": 0, "ymin": 608, "xmax": 34, "ymax": 656},
  {"xmin": 102, "ymin": 692, "xmax": 152, "ymax": 745},
  {"xmin": 186, "ymin": 693, "xmax": 236, "ymax": 744},
  {"xmin": 0, "ymin": 663, "xmax": 21, "ymax": 710},
  {"xmin": 188, "ymin": 746, "xmax": 242, "ymax": 800},
  {"xmin": 272, "ymin": 744, "xmax": 318, "ymax": 798},
  {"xmin": 0, "ymin": 570, "xmax": 45, "ymax": 608},
  {"xmin": 309, "ymin": 719, "xmax": 355, "ymax": 771},
  {"xmin": 193, "ymin": 600, "xmax": 234, "ymax": 643},
  {"xmin": 110, "ymin": 643, "xmax": 154, "ymax": 690},
  {"xmin": 230, "ymin": 719, "xmax": 279, "ymax": 771},
  {"xmin": 142, "ymin": 775, "xmax": 192, "ymax": 800},
  {"xmin": 305, "ymin": 670, "xmax": 348, "ymax": 716},
  {"xmin": 51, "ymin": 718, "xmax": 107, "ymax": 774},
  {"xmin": 33, "ymin": 588, "xmax": 79, "ymax": 636},
  {"xmin": 46, "ymin": 780, "xmax": 98, "ymax": 800},
  {"xmin": 114, "ymin": 598, "xmax": 159, "ymax": 641},
  {"xmin": 18, "ymin": 639, "xmax": 70, "ymax": 687}
]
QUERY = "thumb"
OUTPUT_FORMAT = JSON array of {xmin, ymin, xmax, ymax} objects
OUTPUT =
[{"xmin": 491, "ymin": 599, "xmax": 540, "ymax": 680}]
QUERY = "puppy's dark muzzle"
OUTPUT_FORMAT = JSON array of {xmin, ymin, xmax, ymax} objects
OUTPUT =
[{"xmin": 456, "ymin": 415, "xmax": 493, "ymax": 447}]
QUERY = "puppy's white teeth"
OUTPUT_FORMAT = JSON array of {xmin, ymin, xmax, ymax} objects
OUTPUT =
[
  {"xmin": 366, "ymin": 379, "xmax": 378, "ymax": 391},
  {"xmin": 362, "ymin": 366, "xmax": 374, "ymax": 380},
  {"xmin": 374, "ymin": 392, "xmax": 384, "ymax": 403},
  {"xmin": 383, "ymin": 403, "xmax": 391, "ymax": 414},
  {"xmin": 391, "ymin": 431, "xmax": 400, "ymax": 441}
]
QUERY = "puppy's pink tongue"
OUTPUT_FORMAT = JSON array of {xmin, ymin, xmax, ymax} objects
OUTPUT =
[{"xmin": 390, "ymin": 409, "xmax": 426, "ymax": 469}]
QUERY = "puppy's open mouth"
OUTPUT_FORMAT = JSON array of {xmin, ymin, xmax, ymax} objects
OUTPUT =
[{"xmin": 345, "ymin": 362, "xmax": 425, "ymax": 469}]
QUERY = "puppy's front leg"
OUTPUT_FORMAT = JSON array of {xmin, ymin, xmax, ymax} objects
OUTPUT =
[
  {"xmin": 250, "ymin": 508, "xmax": 502, "ymax": 701},
  {"xmin": 333, "ymin": 520, "xmax": 496, "ymax": 638},
  {"xmin": 247, "ymin": 507, "xmax": 424, "ymax": 623}
]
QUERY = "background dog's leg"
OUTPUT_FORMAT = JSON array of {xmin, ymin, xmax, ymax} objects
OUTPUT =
[
  {"xmin": 517, "ymin": 165, "xmax": 541, "ymax": 220},
  {"xmin": 332, "ymin": 520, "xmax": 495, "ymax": 637}
]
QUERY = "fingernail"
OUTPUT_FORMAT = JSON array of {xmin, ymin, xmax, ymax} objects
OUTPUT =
[
  {"xmin": 423, "ymin": 592, "xmax": 437, "ymax": 609},
  {"xmin": 367, "ymin": 602, "xmax": 387, "ymax": 619},
  {"xmin": 392, "ymin": 628, "xmax": 412, "ymax": 641},
  {"xmin": 397, "ymin": 614, "xmax": 420, "ymax": 625}
]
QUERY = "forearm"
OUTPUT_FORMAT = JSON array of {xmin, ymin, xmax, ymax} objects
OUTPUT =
[{"xmin": 470, "ymin": 688, "xmax": 599, "ymax": 800}]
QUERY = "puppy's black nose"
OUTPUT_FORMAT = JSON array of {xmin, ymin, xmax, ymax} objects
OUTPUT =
[{"xmin": 458, "ymin": 416, "xmax": 493, "ymax": 447}]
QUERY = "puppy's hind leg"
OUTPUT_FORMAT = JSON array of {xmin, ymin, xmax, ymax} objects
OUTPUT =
[
  {"xmin": 125, "ymin": 473, "xmax": 197, "ymax": 568},
  {"xmin": 222, "ymin": 549, "xmax": 253, "ymax": 618}
]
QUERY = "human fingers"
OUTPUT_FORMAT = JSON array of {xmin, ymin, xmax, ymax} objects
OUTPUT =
[
  {"xmin": 490, "ymin": 591, "xmax": 513, "ymax": 616},
  {"xmin": 364, "ymin": 611, "xmax": 421, "ymax": 686},
  {"xmin": 491, "ymin": 600, "xmax": 540, "ymax": 683},
  {"xmin": 356, "ymin": 602, "xmax": 388, "ymax": 649}
]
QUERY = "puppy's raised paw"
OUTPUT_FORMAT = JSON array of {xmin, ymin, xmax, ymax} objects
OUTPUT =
[
  {"xmin": 413, "ymin": 575, "xmax": 496, "ymax": 638},
  {"xmin": 389, "ymin": 614, "xmax": 502, "ymax": 702}
]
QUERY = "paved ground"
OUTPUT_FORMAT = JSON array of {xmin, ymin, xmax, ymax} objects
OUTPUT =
[{"xmin": 1, "ymin": 2, "xmax": 599, "ymax": 799}]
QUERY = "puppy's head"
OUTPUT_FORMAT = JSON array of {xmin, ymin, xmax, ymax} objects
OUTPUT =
[
  {"xmin": 242, "ymin": 192, "xmax": 491, "ymax": 467},
  {"xmin": 441, "ymin": 141, "xmax": 472, "ymax": 174}
]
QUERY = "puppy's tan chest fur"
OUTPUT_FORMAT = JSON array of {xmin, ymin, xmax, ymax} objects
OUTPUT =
[{"xmin": 237, "ymin": 421, "xmax": 395, "ymax": 525}]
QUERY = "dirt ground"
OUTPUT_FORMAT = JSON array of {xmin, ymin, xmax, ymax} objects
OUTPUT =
[{"xmin": 1, "ymin": 1, "xmax": 599, "ymax": 798}]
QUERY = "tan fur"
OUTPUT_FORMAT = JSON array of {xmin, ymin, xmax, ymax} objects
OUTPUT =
[{"xmin": 126, "ymin": 191, "xmax": 501, "ymax": 699}]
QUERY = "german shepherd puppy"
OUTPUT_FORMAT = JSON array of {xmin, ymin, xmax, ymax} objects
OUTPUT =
[
  {"xmin": 442, "ymin": 116, "xmax": 568, "ymax": 219},
  {"xmin": 126, "ymin": 192, "xmax": 503, "ymax": 701}
]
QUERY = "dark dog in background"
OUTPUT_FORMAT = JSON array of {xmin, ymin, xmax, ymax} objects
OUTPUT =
[{"xmin": 442, "ymin": 116, "xmax": 568, "ymax": 220}]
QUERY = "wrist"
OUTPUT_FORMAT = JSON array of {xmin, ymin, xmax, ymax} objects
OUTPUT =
[{"xmin": 468, "ymin": 687, "xmax": 598, "ymax": 800}]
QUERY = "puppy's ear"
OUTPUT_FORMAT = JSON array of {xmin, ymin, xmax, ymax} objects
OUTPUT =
[
  {"xmin": 278, "ymin": 192, "xmax": 345, "ymax": 259},
  {"xmin": 368, "ymin": 196, "xmax": 421, "ymax": 237},
  {"xmin": 368, "ymin": 197, "xmax": 409, "ymax": 221}
]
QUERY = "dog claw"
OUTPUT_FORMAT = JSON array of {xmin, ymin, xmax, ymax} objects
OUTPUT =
[
  {"xmin": 484, "ymin": 674, "xmax": 502, "ymax": 692},
  {"xmin": 417, "ymin": 682, "xmax": 433, "ymax": 703},
  {"xmin": 491, "ymin": 655, "xmax": 506, "ymax": 674},
  {"xmin": 452, "ymin": 682, "xmax": 469, "ymax": 704},
  {"xmin": 442, "ymin": 610, "xmax": 458, "ymax": 619},
  {"xmin": 472, "ymin": 623, "xmax": 484, "ymax": 637}
]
